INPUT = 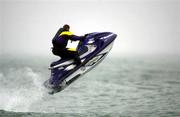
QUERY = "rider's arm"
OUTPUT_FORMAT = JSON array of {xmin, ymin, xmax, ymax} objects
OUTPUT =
[{"xmin": 70, "ymin": 35, "xmax": 85, "ymax": 41}]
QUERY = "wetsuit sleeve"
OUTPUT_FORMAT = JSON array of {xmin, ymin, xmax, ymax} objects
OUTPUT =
[{"xmin": 70, "ymin": 35, "xmax": 85, "ymax": 41}]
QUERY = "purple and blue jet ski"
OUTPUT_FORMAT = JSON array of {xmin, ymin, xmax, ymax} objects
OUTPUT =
[{"xmin": 44, "ymin": 32, "xmax": 117, "ymax": 94}]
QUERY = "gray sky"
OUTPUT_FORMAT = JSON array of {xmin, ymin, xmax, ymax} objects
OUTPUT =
[{"xmin": 0, "ymin": 0, "xmax": 180, "ymax": 57}]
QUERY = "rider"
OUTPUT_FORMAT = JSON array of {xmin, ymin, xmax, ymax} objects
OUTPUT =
[{"xmin": 52, "ymin": 24, "xmax": 85, "ymax": 65}]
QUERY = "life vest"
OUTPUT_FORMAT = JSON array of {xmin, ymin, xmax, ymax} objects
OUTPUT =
[{"xmin": 59, "ymin": 31, "xmax": 79, "ymax": 51}]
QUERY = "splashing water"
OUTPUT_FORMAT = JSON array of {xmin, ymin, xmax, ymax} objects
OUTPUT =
[{"xmin": 0, "ymin": 66, "xmax": 46, "ymax": 112}]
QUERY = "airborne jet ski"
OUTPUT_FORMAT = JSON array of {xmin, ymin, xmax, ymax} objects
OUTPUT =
[{"xmin": 44, "ymin": 32, "xmax": 117, "ymax": 94}]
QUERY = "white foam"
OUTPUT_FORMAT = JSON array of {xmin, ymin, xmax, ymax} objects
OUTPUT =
[{"xmin": 0, "ymin": 67, "xmax": 46, "ymax": 112}]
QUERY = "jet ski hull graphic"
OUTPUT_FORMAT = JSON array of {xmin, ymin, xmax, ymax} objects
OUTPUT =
[{"xmin": 44, "ymin": 32, "xmax": 117, "ymax": 94}]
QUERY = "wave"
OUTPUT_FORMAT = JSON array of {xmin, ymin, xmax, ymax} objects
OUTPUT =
[
  {"xmin": 0, "ymin": 109, "xmax": 123, "ymax": 117},
  {"xmin": 0, "ymin": 67, "xmax": 46, "ymax": 112}
]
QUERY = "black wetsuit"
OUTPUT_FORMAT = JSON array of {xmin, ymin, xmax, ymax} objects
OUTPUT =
[{"xmin": 52, "ymin": 28, "xmax": 84, "ymax": 65}]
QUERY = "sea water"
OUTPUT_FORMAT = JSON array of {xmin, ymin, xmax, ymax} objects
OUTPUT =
[{"xmin": 0, "ymin": 55, "xmax": 180, "ymax": 117}]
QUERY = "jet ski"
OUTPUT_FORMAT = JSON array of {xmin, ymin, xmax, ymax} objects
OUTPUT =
[{"xmin": 44, "ymin": 32, "xmax": 117, "ymax": 94}]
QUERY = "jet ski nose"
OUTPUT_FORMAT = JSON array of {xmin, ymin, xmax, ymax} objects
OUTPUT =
[
  {"xmin": 109, "ymin": 32, "xmax": 117, "ymax": 41},
  {"xmin": 100, "ymin": 32, "xmax": 117, "ymax": 43}
]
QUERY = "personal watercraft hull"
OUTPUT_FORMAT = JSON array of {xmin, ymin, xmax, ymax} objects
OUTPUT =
[{"xmin": 44, "ymin": 32, "xmax": 117, "ymax": 94}]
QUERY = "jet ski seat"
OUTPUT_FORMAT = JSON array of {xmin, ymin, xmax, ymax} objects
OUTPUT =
[{"xmin": 50, "ymin": 45, "xmax": 88, "ymax": 67}]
